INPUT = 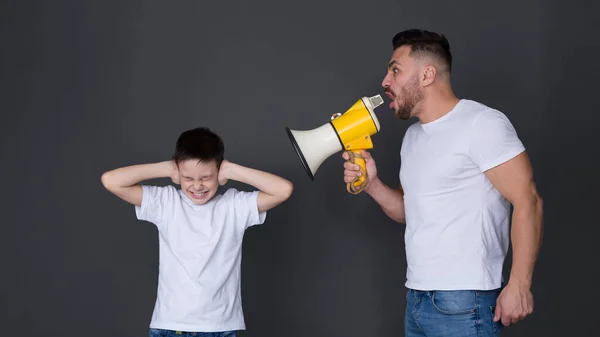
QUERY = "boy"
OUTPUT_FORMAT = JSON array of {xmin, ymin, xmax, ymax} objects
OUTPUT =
[{"xmin": 101, "ymin": 127, "xmax": 294, "ymax": 337}]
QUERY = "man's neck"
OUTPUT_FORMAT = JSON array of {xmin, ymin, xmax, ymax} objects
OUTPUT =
[{"xmin": 417, "ymin": 86, "xmax": 460, "ymax": 124}]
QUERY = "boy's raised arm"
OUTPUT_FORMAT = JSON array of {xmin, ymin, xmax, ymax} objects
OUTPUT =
[
  {"xmin": 101, "ymin": 161, "xmax": 177, "ymax": 206},
  {"xmin": 219, "ymin": 160, "xmax": 293, "ymax": 213}
]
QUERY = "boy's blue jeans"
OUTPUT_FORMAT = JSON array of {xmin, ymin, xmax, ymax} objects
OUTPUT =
[
  {"xmin": 149, "ymin": 328, "xmax": 236, "ymax": 337},
  {"xmin": 405, "ymin": 288, "xmax": 505, "ymax": 337}
]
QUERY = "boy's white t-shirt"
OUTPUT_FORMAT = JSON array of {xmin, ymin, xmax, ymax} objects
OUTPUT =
[
  {"xmin": 135, "ymin": 185, "xmax": 266, "ymax": 332},
  {"xmin": 399, "ymin": 99, "xmax": 525, "ymax": 291}
]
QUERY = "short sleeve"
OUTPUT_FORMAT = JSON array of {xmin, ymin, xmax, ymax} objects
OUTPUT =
[
  {"xmin": 225, "ymin": 188, "xmax": 267, "ymax": 230},
  {"xmin": 135, "ymin": 185, "xmax": 176, "ymax": 225},
  {"xmin": 469, "ymin": 109, "xmax": 525, "ymax": 172}
]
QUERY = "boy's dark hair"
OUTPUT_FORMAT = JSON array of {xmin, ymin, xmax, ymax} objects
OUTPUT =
[
  {"xmin": 392, "ymin": 29, "xmax": 452, "ymax": 73},
  {"xmin": 172, "ymin": 127, "xmax": 225, "ymax": 167}
]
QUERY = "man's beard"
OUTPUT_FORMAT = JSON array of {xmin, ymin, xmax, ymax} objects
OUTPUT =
[{"xmin": 395, "ymin": 74, "xmax": 423, "ymax": 120}]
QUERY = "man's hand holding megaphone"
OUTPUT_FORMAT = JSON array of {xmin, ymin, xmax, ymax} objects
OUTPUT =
[{"xmin": 342, "ymin": 149, "xmax": 378, "ymax": 194}]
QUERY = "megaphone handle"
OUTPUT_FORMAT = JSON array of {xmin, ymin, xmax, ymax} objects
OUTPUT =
[{"xmin": 346, "ymin": 150, "xmax": 368, "ymax": 194}]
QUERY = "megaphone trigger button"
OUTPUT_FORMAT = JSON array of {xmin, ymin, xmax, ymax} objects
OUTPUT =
[{"xmin": 331, "ymin": 113, "xmax": 342, "ymax": 120}]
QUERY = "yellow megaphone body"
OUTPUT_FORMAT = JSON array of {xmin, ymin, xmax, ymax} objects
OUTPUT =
[{"xmin": 286, "ymin": 94, "xmax": 384, "ymax": 194}]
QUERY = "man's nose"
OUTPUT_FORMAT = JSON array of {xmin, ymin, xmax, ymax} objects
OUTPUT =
[
  {"xmin": 194, "ymin": 181, "xmax": 203, "ymax": 190},
  {"xmin": 381, "ymin": 73, "xmax": 391, "ymax": 88}
]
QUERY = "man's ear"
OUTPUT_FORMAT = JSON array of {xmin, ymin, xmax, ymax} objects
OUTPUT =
[{"xmin": 421, "ymin": 64, "xmax": 437, "ymax": 87}]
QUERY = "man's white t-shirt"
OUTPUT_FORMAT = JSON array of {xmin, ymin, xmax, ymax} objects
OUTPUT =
[
  {"xmin": 399, "ymin": 99, "xmax": 525, "ymax": 291},
  {"xmin": 135, "ymin": 185, "xmax": 266, "ymax": 332}
]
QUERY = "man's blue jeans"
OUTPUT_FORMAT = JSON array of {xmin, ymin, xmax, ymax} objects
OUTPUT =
[
  {"xmin": 149, "ymin": 328, "xmax": 236, "ymax": 337},
  {"xmin": 405, "ymin": 288, "xmax": 504, "ymax": 337}
]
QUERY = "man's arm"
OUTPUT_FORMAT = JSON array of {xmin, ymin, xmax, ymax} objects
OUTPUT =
[
  {"xmin": 484, "ymin": 151, "xmax": 544, "ymax": 326},
  {"xmin": 101, "ymin": 161, "xmax": 176, "ymax": 206},
  {"xmin": 219, "ymin": 161, "xmax": 293, "ymax": 213},
  {"xmin": 343, "ymin": 150, "xmax": 406, "ymax": 224},
  {"xmin": 365, "ymin": 178, "xmax": 406, "ymax": 224}
]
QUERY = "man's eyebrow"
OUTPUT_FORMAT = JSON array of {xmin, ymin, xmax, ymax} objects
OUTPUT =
[{"xmin": 388, "ymin": 60, "xmax": 400, "ymax": 69}]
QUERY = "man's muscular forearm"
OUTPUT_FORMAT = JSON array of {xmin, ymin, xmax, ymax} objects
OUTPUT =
[
  {"xmin": 508, "ymin": 183, "xmax": 544, "ymax": 287},
  {"xmin": 366, "ymin": 177, "xmax": 406, "ymax": 224}
]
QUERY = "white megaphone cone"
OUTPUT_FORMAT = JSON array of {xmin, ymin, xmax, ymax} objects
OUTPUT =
[{"xmin": 285, "ymin": 123, "xmax": 342, "ymax": 180}]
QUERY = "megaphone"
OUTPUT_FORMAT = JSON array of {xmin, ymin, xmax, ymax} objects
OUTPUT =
[{"xmin": 286, "ymin": 94, "xmax": 384, "ymax": 194}]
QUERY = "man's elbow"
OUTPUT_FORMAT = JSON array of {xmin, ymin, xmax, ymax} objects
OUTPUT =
[
  {"xmin": 395, "ymin": 215, "xmax": 406, "ymax": 224},
  {"xmin": 534, "ymin": 192, "xmax": 544, "ymax": 232},
  {"xmin": 529, "ymin": 185, "xmax": 544, "ymax": 218},
  {"xmin": 384, "ymin": 209, "xmax": 405, "ymax": 224},
  {"xmin": 535, "ymin": 193, "xmax": 543, "ymax": 215},
  {"xmin": 514, "ymin": 188, "xmax": 544, "ymax": 233},
  {"xmin": 516, "ymin": 181, "xmax": 543, "ymax": 211}
]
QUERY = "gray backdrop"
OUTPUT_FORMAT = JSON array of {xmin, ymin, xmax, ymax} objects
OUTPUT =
[{"xmin": 1, "ymin": 0, "xmax": 598, "ymax": 336}]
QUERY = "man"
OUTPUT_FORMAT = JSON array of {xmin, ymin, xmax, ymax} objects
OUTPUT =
[{"xmin": 343, "ymin": 29, "xmax": 543, "ymax": 336}]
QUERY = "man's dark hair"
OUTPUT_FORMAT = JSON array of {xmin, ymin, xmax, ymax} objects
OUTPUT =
[
  {"xmin": 392, "ymin": 29, "xmax": 452, "ymax": 73},
  {"xmin": 172, "ymin": 127, "xmax": 224, "ymax": 167}
]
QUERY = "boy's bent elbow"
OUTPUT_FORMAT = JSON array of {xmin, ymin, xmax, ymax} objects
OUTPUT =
[
  {"xmin": 271, "ymin": 181, "xmax": 293, "ymax": 206},
  {"xmin": 101, "ymin": 171, "xmax": 115, "ymax": 190},
  {"xmin": 281, "ymin": 180, "xmax": 294, "ymax": 200}
]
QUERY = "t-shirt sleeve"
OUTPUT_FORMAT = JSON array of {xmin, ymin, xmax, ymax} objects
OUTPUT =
[
  {"xmin": 469, "ymin": 109, "xmax": 525, "ymax": 172},
  {"xmin": 227, "ymin": 188, "xmax": 267, "ymax": 230},
  {"xmin": 135, "ymin": 185, "xmax": 176, "ymax": 226}
]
